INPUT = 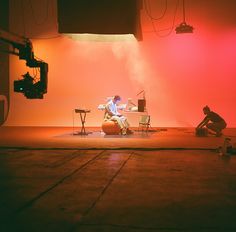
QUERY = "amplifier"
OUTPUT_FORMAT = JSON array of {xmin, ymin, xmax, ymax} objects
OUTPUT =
[{"xmin": 138, "ymin": 99, "xmax": 146, "ymax": 112}]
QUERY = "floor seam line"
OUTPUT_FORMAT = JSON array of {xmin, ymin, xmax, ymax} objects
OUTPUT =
[{"xmin": 10, "ymin": 150, "xmax": 106, "ymax": 217}]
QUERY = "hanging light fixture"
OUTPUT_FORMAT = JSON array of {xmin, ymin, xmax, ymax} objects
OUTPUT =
[{"xmin": 175, "ymin": 0, "xmax": 194, "ymax": 34}]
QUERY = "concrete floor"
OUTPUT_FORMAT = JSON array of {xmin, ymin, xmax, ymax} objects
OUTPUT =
[{"xmin": 0, "ymin": 148, "xmax": 236, "ymax": 232}]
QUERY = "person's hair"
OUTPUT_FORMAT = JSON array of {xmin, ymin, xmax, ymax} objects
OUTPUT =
[
  {"xmin": 113, "ymin": 95, "xmax": 121, "ymax": 101},
  {"xmin": 203, "ymin": 105, "xmax": 210, "ymax": 111}
]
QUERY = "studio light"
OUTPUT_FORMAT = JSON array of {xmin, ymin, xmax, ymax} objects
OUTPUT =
[
  {"xmin": 175, "ymin": 22, "xmax": 193, "ymax": 34},
  {"xmin": 175, "ymin": 0, "xmax": 194, "ymax": 34}
]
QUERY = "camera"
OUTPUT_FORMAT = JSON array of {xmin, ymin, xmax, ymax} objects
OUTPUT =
[{"xmin": 14, "ymin": 72, "xmax": 46, "ymax": 99}]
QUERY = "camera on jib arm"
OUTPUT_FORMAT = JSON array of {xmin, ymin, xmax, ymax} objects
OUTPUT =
[{"xmin": 14, "ymin": 69, "xmax": 47, "ymax": 99}]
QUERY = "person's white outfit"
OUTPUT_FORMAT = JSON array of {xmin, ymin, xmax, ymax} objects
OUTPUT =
[{"xmin": 104, "ymin": 100, "xmax": 129, "ymax": 133}]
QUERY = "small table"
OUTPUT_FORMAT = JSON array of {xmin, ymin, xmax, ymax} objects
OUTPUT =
[
  {"xmin": 123, "ymin": 110, "xmax": 148, "ymax": 128},
  {"xmin": 73, "ymin": 108, "xmax": 91, "ymax": 135}
]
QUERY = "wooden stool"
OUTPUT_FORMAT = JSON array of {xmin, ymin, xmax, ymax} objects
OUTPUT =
[{"xmin": 102, "ymin": 121, "xmax": 120, "ymax": 135}]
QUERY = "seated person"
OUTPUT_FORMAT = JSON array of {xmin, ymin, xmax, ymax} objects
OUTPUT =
[
  {"xmin": 196, "ymin": 105, "xmax": 227, "ymax": 137},
  {"xmin": 104, "ymin": 95, "xmax": 132, "ymax": 135}
]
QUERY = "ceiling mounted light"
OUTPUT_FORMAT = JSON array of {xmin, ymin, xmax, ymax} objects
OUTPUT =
[{"xmin": 175, "ymin": 0, "xmax": 194, "ymax": 34}]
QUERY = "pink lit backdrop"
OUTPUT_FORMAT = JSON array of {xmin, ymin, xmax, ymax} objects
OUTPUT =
[{"xmin": 4, "ymin": 0, "xmax": 236, "ymax": 127}]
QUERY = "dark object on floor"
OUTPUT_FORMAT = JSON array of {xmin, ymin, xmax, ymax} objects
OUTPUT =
[{"xmin": 195, "ymin": 128, "xmax": 208, "ymax": 137}]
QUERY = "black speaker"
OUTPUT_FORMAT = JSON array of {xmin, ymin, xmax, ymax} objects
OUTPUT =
[{"xmin": 138, "ymin": 99, "xmax": 146, "ymax": 112}]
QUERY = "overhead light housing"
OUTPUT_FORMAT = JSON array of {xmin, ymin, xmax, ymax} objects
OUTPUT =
[
  {"xmin": 175, "ymin": 0, "xmax": 194, "ymax": 34},
  {"xmin": 175, "ymin": 22, "xmax": 193, "ymax": 34},
  {"xmin": 57, "ymin": 0, "xmax": 143, "ymax": 41}
]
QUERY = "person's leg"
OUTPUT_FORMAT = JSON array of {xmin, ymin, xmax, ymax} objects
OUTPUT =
[
  {"xmin": 215, "ymin": 121, "xmax": 227, "ymax": 136},
  {"xmin": 110, "ymin": 116, "xmax": 123, "ymax": 128},
  {"xmin": 206, "ymin": 122, "xmax": 217, "ymax": 134},
  {"xmin": 110, "ymin": 116, "xmax": 126, "ymax": 135},
  {"xmin": 206, "ymin": 122, "xmax": 225, "ymax": 136},
  {"xmin": 120, "ymin": 116, "xmax": 133, "ymax": 134},
  {"xmin": 120, "ymin": 116, "xmax": 130, "ymax": 128}
]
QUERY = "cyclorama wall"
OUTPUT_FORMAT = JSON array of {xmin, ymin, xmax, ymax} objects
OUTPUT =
[{"xmin": 4, "ymin": 0, "xmax": 236, "ymax": 127}]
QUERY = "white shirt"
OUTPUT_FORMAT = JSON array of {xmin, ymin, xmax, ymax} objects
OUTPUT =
[{"xmin": 106, "ymin": 100, "xmax": 119, "ymax": 116}]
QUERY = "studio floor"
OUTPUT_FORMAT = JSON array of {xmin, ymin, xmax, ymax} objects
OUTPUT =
[
  {"xmin": 0, "ymin": 126, "xmax": 236, "ymax": 149},
  {"xmin": 0, "ymin": 127, "xmax": 236, "ymax": 231}
]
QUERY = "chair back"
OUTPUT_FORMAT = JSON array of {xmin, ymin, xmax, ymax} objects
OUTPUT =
[{"xmin": 139, "ymin": 115, "xmax": 150, "ymax": 124}]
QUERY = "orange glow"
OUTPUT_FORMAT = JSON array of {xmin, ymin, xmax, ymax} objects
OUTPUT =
[{"xmin": 5, "ymin": 0, "xmax": 236, "ymax": 127}]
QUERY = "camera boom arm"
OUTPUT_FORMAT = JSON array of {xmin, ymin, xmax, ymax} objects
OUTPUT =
[{"xmin": 0, "ymin": 28, "xmax": 48, "ymax": 98}]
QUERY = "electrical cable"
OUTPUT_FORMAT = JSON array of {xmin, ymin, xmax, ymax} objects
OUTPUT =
[
  {"xmin": 34, "ymin": 55, "xmax": 44, "ymax": 62},
  {"xmin": 33, "ymin": 67, "xmax": 37, "ymax": 77},
  {"xmin": 32, "ymin": 67, "xmax": 38, "ymax": 83},
  {"xmin": 149, "ymin": 0, "xmax": 180, "ymax": 37},
  {"xmin": 35, "ymin": 67, "xmax": 41, "ymax": 82},
  {"xmin": 144, "ymin": 0, "xmax": 168, "ymax": 21}
]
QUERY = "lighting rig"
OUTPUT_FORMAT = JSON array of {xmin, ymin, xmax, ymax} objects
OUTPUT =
[{"xmin": 175, "ymin": 0, "xmax": 193, "ymax": 34}]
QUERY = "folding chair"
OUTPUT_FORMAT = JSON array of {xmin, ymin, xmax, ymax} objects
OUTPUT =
[{"xmin": 139, "ymin": 115, "xmax": 150, "ymax": 132}]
